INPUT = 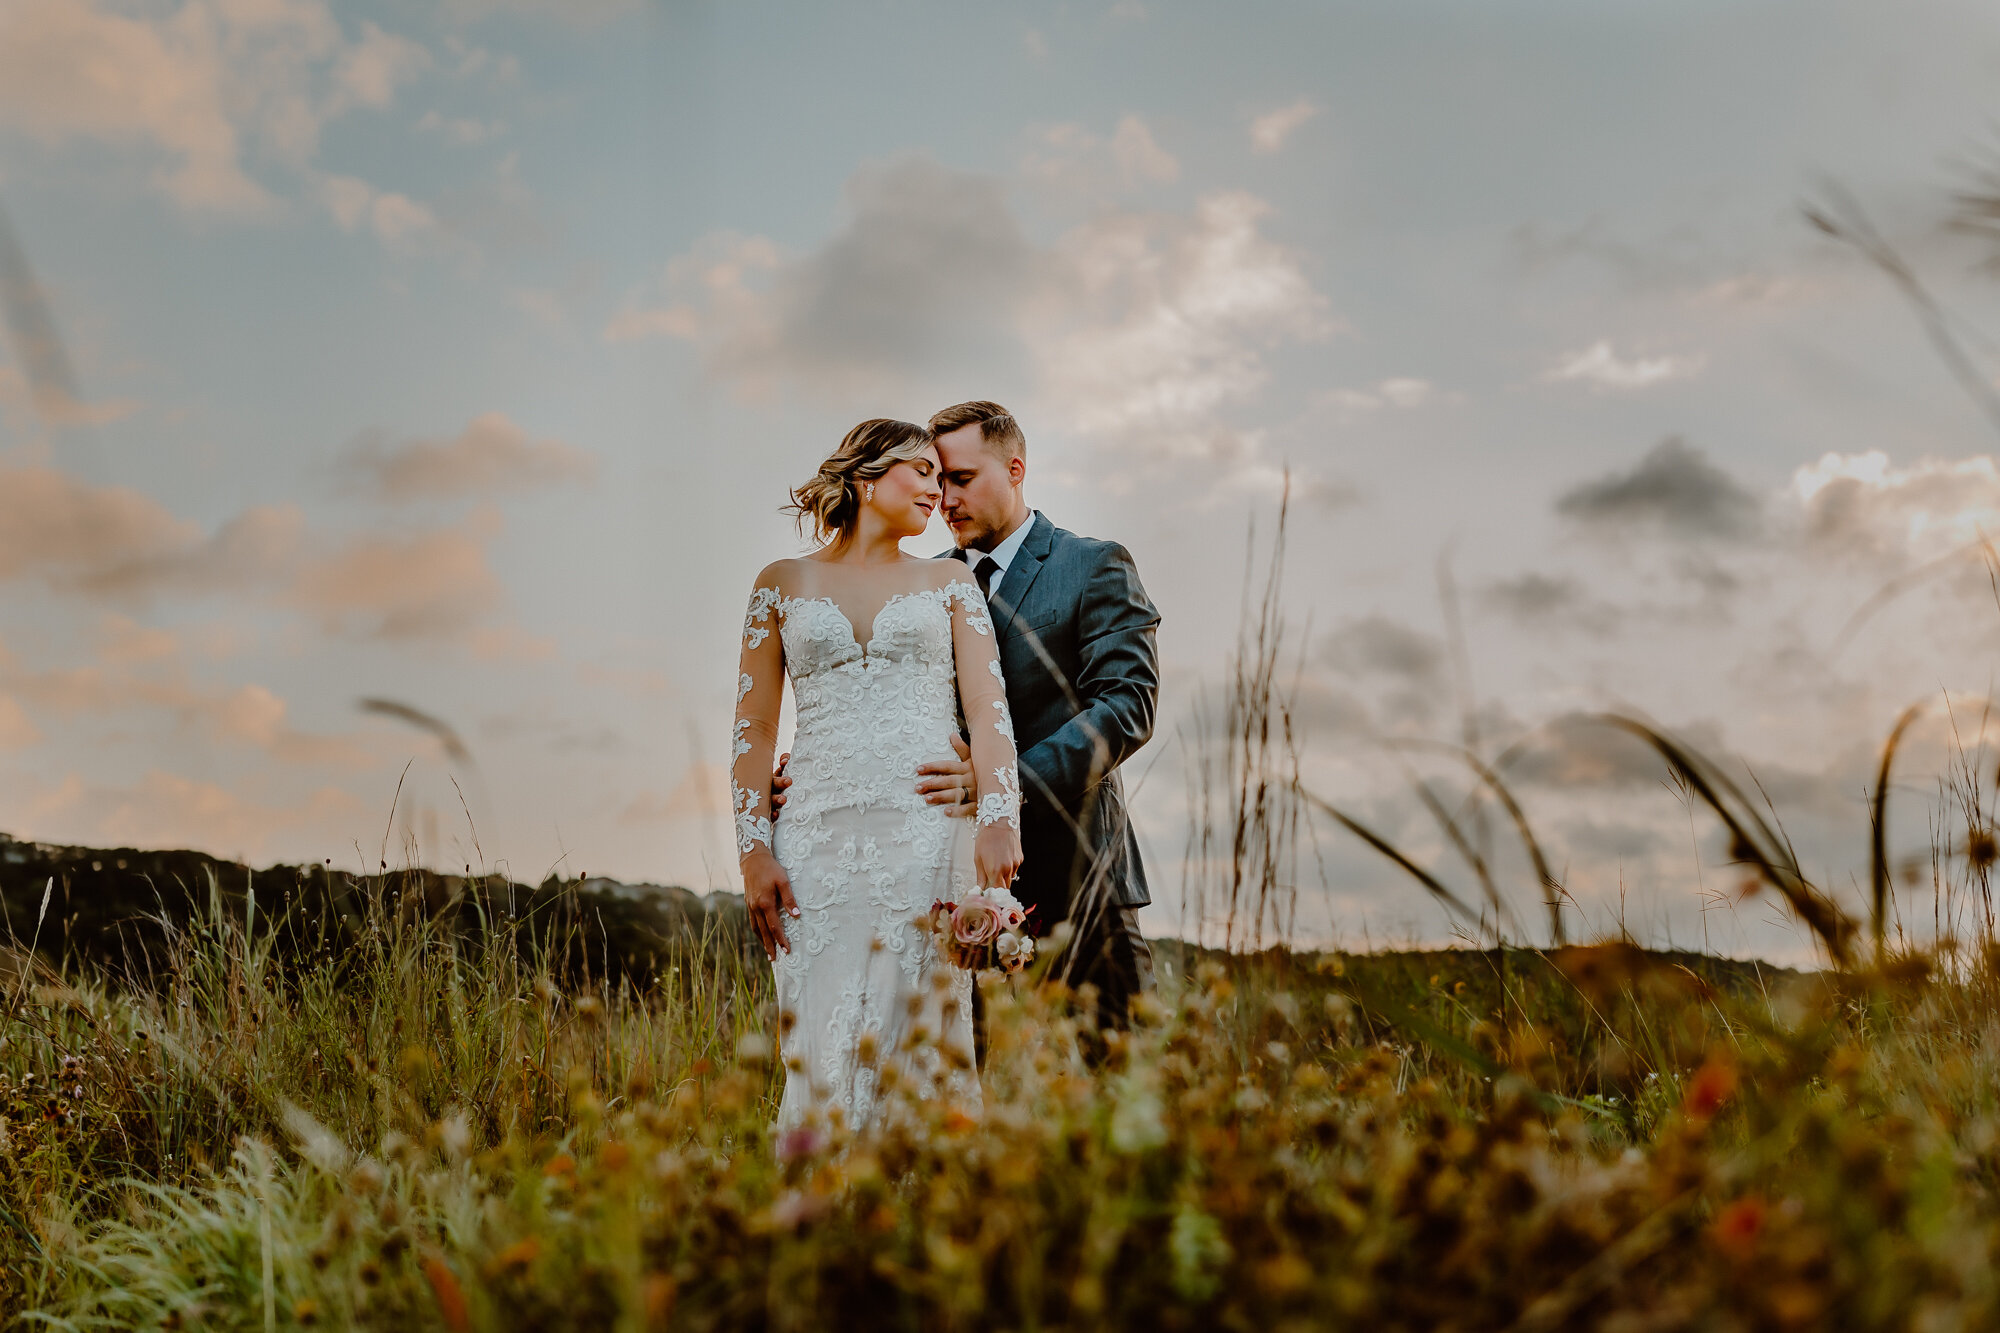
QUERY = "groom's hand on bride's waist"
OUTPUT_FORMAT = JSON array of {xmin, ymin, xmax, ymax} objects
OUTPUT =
[
  {"xmin": 915, "ymin": 734, "xmax": 976, "ymax": 817},
  {"xmin": 768, "ymin": 752, "xmax": 791, "ymax": 817}
]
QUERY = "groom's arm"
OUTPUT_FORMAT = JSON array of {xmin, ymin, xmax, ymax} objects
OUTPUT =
[{"xmin": 1015, "ymin": 543, "xmax": 1160, "ymax": 813}]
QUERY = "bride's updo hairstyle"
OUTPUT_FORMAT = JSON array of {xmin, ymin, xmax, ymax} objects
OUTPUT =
[{"xmin": 787, "ymin": 417, "xmax": 934, "ymax": 541}]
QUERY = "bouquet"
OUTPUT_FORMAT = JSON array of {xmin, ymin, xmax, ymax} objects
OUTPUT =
[{"xmin": 928, "ymin": 887, "xmax": 1037, "ymax": 974}]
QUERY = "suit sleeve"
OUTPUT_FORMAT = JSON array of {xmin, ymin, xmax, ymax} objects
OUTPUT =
[{"xmin": 1014, "ymin": 543, "xmax": 1161, "ymax": 813}]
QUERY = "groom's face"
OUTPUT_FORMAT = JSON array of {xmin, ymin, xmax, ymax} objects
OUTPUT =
[{"xmin": 936, "ymin": 425, "xmax": 1024, "ymax": 551}]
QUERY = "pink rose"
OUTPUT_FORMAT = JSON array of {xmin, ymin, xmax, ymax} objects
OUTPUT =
[{"xmin": 952, "ymin": 896, "xmax": 1005, "ymax": 948}]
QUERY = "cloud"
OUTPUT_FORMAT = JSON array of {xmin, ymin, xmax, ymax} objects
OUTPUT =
[
  {"xmin": 0, "ymin": 695, "xmax": 40, "ymax": 750},
  {"xmin": 1787, "ymin": 450, "xmax": 2000, "ymax": 563},
  {"xmin": 341, "ymin": 412, "xmax": 595, "ymax": 501},
  {"xmin": 84, "ymin": 504, "xmax": 307, "ymax": 603},
  {"xmin": 289, "ymin": 513, "xmax": 505, "ymax": 640},
  {"xmin": 1037, "ymin": 191, "xmax": 1333, "ymax": 454},
  {"xmin": 94, "ymin": 615, "xmax": 180, "ymax": 665},
  {"xmin": 1556, "ymin": 437, "xmax": 1760, "ymax": 540},
  {"xmin": 622, "ymin": 158, "xmax": 1329, "ymax": 459},
  {"xmin": 616, "ymin": 160, "xmax": 1032, "ymax": 399},
  {"xmin": 1021, "ymin": 115, "xmax": 1179, "ymax": 196},
  {"xmin": 0, "ymin": 464, "xmax": 201, "ymax": 589},
  {"xmin": 1250, "ymin": 99, "xmax": 1318, "ymax": 155},
  {"xmin": 1321, "ymin": 615, "xmax": 1445, "ymax": 686},
  {"xmin": 416, "ymin": 109, "xmax": 503, "ymax": 145},
  {"xmin": 1500, "ymin": 712, "xmax": 1673, "ymax": 790},
  {"xmin": 1484, "ymin": 572, "xmax": 1623, "ymax": 636},
  {"xmin": 0, "ymin": 0, "xmax": 276, "ymax": 213},
  {"xmin": 0, "ymin": 0, "xmax": 432, "ymax": 225},
  {"xmin": 0, "ymin": 462, "xmax": 520, "ymax": 644},
  {"xmin": 1545, "ymin": 340, "xmax": 1706, "ymax": 391},
  {"xmin": 467, "ymin": 625, "xmax": 557, "ymax": 661},
  {"xmin": 441, "ymin": 0, "xmax": 639, "ymax": 23},
  {"xmin": 320, "ymin": 174, "xmax": 440, "ymax": 248},
  {"xmin": 1318, "ymin": 377, "xmax": 1437, "ymax": 418},
  {"xmin": 3, "ymin": 655, "xmax": 370, "ymax": 768},
  {"xmin": 331, "ymin": 22, "xmax": 429, "ymax": 112}
]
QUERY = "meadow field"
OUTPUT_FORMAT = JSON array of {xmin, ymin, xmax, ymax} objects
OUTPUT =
[{"xmin": 4, "ymin": 751, "xmax": 2000, "ymax": 1333}]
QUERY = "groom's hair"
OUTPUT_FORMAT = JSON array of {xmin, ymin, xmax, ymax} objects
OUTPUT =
[{"xmin": 929, "ymin": 400, "xmax": 1026, "ymax": 460}]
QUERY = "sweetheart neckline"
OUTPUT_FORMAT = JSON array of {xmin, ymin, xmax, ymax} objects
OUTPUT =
[{"xmin": 779, "ymin": 585, "xmax": 970, "ymax": 662}]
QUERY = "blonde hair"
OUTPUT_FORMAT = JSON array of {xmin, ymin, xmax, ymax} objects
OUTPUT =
[
  {"xmin": 928, "ymin": 399, "xmax": 1026, "ymax": 460},
  {"xmin": 787, "ymin": 418, "xmax": 935, "ymax": 541}
]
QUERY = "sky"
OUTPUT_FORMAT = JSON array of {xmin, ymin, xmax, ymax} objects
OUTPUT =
[{"xmin": 7, "ymin": 0, "xmax": 2000, "ymax": 961}]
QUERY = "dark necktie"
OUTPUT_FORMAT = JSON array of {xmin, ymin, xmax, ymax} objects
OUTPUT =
[{"xmin": 975, "ymin": 555, "xmax": 1001, "ymax": 600}]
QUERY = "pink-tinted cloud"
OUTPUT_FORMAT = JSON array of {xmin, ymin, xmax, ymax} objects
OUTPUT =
[
  {"xmin": 0, "ymin": 463, "xmax": 525, "ymax": 647},
  {"xmin": 0, "ymin": 695, "xmax": 41, "ymax": 751},
  {"xmin": 341, "ymin": 412, "xmax": 595, "ymax": 501},
  {"xmin": 0, "ymin": 464, "xmax": 200, "ymax": 584},
  {"xmin": 1, "ymin": 657, "xmax": 374, "ymax": 769},
  {"xmin": 288, "ymin": 512, "xmax": 505, "ymax": 639},
  {"xmin": 0, "ymin": 0, "xmax": 432, "ymax": 225}
]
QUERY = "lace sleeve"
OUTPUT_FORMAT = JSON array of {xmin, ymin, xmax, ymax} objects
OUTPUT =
[
  {"xmin": 945, "ymin": 578, "xmax": 1021, "ymax": 832},
  {"xmin": 730, "ymin": 578, "xmax": 785, "ymax": 858}
]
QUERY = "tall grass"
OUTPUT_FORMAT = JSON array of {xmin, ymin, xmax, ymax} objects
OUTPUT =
[{"xmin": 21, "ymin": 868, "xmax": 2000, "ymax": 1328}]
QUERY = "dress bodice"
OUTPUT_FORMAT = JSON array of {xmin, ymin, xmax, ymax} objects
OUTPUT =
[{"xmin": 775, "ymin": 588, "xmax": 968, "ymax": 824}]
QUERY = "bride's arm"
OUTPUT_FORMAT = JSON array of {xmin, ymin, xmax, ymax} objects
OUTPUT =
[
  {"xmin": 732, "ymin": 565, "xmax": 798, "ymax": 960},
  {"xmin": 945, "ymin": 571, "xmax": 1024, "ymax": 892}
]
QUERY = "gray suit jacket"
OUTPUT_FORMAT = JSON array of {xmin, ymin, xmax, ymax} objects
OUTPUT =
[{"xmin": 950, "ymin": 512, "xmax": 1161, "ymax": 914}]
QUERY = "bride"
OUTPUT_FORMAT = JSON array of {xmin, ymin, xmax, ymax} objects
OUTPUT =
[{"xmin": 730, "ymin": 417, "xmax": 1024, "ymax": 1132}]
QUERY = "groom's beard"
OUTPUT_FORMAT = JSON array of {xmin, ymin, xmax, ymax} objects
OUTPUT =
[{"xmin": 948, "ymin": 507, "xmax": 1024, "ymax": 554}]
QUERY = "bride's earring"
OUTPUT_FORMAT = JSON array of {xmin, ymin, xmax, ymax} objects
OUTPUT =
[{"xmin": 863, "ymin": 481, "xmax": 875, "ymax": 502}]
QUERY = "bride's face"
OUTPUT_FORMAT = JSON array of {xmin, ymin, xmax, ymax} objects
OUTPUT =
[{"xmin": 865, "ymin": 446, "xmax": 943, "ymax": 539}]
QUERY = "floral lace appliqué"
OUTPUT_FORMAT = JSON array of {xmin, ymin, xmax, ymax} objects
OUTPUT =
[
  {"xmin": 945, "ymin": 580, "xmax": 993, "ymax": 636},
  {"xmin": 732, "ymin": 779, "xmax": 772, "ymax": 854},
  {"xmin": 978, "ymin": 765, "xmax": 1022, "ymax": 830},
  {"xmin": 743, "ymin": 585, "xmax": 781, "ymax": 648}
]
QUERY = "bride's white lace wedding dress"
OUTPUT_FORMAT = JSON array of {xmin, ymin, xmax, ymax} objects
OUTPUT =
[{"xmin": 730, "ymin": 557, "xmax": 1020, "ymax": 1133}]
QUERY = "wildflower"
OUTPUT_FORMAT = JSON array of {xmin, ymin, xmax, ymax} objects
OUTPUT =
[
  {"xmin": 1709, "ymin": 1195, "xmax": 1766, "ymax": 1260},
  {"xmin": 758, "ymin": 1190, "xmax": 829, "ymax": 1232},
  {"xmin": 1684, "ymin": 1055, "xmax": 1738, "ymax": 1123},
  {"xmin": 776, "ymin": 1126, "xmax": 824, "ymax": 1162},
  {"xmin": 423, "ymin": 1255, "xmax": 469, "ymax": 1332},
  {"xmin": 488, "ymin": 1236, "xmax": 541, "ymax": 1275}
]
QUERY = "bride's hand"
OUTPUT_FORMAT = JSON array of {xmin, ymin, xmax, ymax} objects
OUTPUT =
[
  {"xmin": 974, "ymin": 823, "xmax": 1023, "ymax": 894},
  {"xmin": 742, "ymin": 851, "xmax": 800, "ymax": 961}
]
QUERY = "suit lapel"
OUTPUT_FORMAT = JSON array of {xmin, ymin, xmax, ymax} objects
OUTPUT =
[{"xmin": 989, "ymin": 512, "xmax": 1054, "ymax": 642}]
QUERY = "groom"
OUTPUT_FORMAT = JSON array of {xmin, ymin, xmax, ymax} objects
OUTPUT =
[{"xmin": 919, "ymin": 400, "xmax": 1160, "ymax": 1031}]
